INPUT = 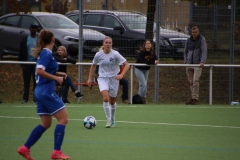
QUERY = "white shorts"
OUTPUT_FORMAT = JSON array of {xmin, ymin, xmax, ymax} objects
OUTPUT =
[{"xmin": 97, "ymin": 77, "xmax": 119, "ymax": 97}]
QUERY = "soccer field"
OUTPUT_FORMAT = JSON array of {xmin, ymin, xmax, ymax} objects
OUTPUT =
[{"xmin": 0, "ymin": 103, "xmax": 240, "ymax": 160}]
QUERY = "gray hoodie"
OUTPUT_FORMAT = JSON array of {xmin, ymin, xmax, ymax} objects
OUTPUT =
[{"xmin": 184, "ymin": 34, "xmax": 207, "ymax": 64}]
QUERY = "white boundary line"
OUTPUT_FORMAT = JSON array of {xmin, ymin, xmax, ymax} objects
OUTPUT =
[
  {"xmin": 0, "ymin": 115, "xmax": 239, "ymax": 129},
  {"xmin": 7, "ymin": 105, "xmax": 240, "ymax": 108}
]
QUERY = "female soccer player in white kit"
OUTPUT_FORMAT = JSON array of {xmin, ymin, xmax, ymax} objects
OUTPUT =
[{"xmin": 87, "ymin": 36, "xmax": 130, "ymax": 128}]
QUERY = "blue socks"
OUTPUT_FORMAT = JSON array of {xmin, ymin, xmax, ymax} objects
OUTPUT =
[
  {"xmin": 25, "ymin": 124, "xmax": 46, "ymax": 149},
  {"xmin": 54, "ymin": 124, "xmax": 66, "ymax": 150}
]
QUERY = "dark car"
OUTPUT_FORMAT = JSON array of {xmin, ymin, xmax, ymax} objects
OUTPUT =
[
  {"xmin": 66, "ymin": 10, "xmax": 190, "ymax": 59},
  {"xmin": 0, "ymin": 12, "xmax": 106, "ymax": 59}
]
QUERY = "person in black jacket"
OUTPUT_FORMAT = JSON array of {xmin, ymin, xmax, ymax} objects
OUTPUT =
[
  {"xmin": 18, "ymin": 23, "xmax": 38, "ymax": 104},
  {"xmin": 135, "ymin": 40, "xmax": 158, "ymax": 104},
  {"xmin": 53, "ymin": 46, "xmax": 83, "ymax": 104}
]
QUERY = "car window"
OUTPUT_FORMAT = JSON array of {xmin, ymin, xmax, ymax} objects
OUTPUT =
[
  {"xmin": 21, "ymin": 16, "xmax": 39, "ymax": 29},
  {"xmin": 68, "ymin": 15, "xmax": 79, "ymax": 23},
  {"xmin": 102, "ymin": 15, "xmax": 121, "ymax": 29},
  {"xmin": 38, "ymin": 15, "xmax": 78, "ymax": 29},
  {"xmin": 118, "ymin": 14, "xmax": 147, "ymax": 29},
  {"xmin": 84, "ymin": 14, "xmax": 101, "ymax": 26},
  {"xmin": 0, "ymin": 16, "xmax": 20, "ymax": 27}
]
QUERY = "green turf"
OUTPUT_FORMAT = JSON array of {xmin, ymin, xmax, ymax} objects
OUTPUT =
[{"xmin": 0, "ymin": 103, "xmax": 240, "ymax": 160}]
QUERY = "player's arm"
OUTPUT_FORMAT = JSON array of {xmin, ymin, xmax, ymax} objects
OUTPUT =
[
  {"xmin": 116, "ymin": 61, "xmax": 130, "ymax": 80},
  {"xmin": 87, "ymin": 64, "xmax": 96, "ymax": 87},
  {"xmin": 36, "ymin": 68, "xmax": 63, "ymax": 85}
]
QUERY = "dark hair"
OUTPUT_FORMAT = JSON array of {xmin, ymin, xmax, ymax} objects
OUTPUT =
[
  {"xmin": 30, "ymin": 23, "xmax": 38, "ymax": 28},
  {"xmin": 140, "ymin": 40, "xmax": 154, "ymax": 60},
  {"xmin": 31, "ymin": 30, "xmax": 54, "ymax": 58}
]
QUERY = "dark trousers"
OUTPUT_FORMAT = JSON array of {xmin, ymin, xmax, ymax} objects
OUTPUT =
[
  {"xmin": 62, "ymin": 75, "xmax": 77, "ymax": 100},
  {"xmin": 120, "ymin": 78, "xmax": 128, "ymax": 101},
  {"xmin": 21, "ymin": 64, "xmax": 36, "ymax": 101}
]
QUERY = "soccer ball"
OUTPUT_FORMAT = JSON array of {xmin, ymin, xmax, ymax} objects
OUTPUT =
[{"xmin": 83, "ymin": 116, "xmax": 97, "ymax": 129}]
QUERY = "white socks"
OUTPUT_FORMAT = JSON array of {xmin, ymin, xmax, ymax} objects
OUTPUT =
[
  {"xmin": 103, "ymin": 102, "xmax": 117, "ymax": 122},
  {"xmin": 110, "ymin": 102, "xmax": 117, "ymax": 122},
  {"xmin": 103, "ymin": 102, "xmax": 111, "ymax": 122}
]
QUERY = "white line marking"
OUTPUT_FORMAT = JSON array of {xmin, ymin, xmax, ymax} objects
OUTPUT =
[
  {"xmin": 9, "ymin": 105, "xmax": 240, "ymax": 108},
  {"xmin": 0, "ymin": 115, "xmax": 239, "ymax": 129}
]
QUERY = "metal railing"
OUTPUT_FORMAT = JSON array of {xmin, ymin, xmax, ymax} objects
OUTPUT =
[{"xmin": 1, "ymin": 61, "xmax": 240, "ymax": 105}]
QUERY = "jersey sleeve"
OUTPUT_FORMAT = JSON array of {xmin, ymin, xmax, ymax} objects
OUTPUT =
[
  {"xmin": 115, "ymin": 51, "xmax": 126, "ymax": 65},
  {"xmin": 92, "ymin": 52, "xmax": 100, "ymax": 65},
  {"xmin": 36, "ymin": 50, "xmax": 52, "ymax": 70}
]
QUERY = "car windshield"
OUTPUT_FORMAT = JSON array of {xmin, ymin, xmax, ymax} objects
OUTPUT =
[{"xmin": 38, "ymin": 15, "xmax": 79, "ymax": 29}]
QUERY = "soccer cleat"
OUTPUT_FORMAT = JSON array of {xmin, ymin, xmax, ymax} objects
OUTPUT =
[
  {"xmin": 17, "ymin": 145, "xmax": 34, "ymax": 160},
  {"xmin": 51, "ymin": 150, "xmax": 71, "ymax": 160},
  {"xmin": 106, "ymin": 121, "xmax": 112, "ymax": 128},
  {"xmin": 111, "ymin": 121, "xmax": 116, "ymax": 127},
  {"xmin": 75, "ymin": 91, "xmax": 84, "ymax": 98}
]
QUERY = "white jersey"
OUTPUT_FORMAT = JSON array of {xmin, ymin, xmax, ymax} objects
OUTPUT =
[{"xmin": 93, "ymin": 49, "xmax": 126, "ymax": 78}]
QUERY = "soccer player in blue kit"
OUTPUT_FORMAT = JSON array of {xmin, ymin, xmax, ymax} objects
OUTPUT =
[
  {"xmin": 17, "ymin": 30, "xmax": 71, "ymax": 160},
  {"xmin": 87, "ymin": 36, "xmax": 130, "ymax": 128}
]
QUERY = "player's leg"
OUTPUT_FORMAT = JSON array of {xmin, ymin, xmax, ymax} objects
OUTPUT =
[
  {"xmin": 109, "ymin": 77, "xmax": 119, "ymax": 127},
  {"xmin": 51, "ymin": 108, "xmax": 70, "ymax": 160},
  {"xmin": 101, "ymin": 90, "xmax": 112, "ymax": 128},
  {"xmin": 17, "ymin": 116, "xmax": 51, "ymax": 160},
  {"xmin": 98, "ymin": 77, "xmax": 112, "ymax": 128},
  {"xmin": 109, "ymin": 96, "xmax": 117, "ymax": 127}
]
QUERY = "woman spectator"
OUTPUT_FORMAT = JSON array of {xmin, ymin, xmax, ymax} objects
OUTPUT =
[
  {"xmin": 135, "ymin": 40, "xmax": 158, "ymax": 104},
  {"xmin": 53, "ymin": 46, "xmax": 83, "ymax": 104}
]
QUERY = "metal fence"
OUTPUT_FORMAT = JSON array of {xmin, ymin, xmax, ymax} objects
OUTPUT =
[{"xmin": 0, "ymin": 0, "xmax": 239, "ymax": 104}]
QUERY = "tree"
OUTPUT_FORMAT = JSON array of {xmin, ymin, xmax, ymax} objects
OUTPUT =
[
  {"xmin": 0, "ymin": 0, "xmax": 49, "ymax": 14},
  {"xmin": 145, "ymin": 0, "xmax": 156, "ymax": 40},
  {"xmin": 44, "ymin": 0, "xmax": 69, "ymax": 14}
]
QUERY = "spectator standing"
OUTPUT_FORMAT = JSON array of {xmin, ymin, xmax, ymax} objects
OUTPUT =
[
  {"xmin": 184, "ymin": 26, "xmax": 207, "ymax": 105},
  {"xmin": 135, "ymin": 40, "xmax": 158, "ymax": 104},
  {"xmin": 18, "ymin": 23, "xmax": 38, "ymax": 104},
  {"xmin": 17, "ymin": 30, "xmax": 71, "ymax": 160},
  {"xmin": 87, "ymin": 36, "xmax": 130, "ymax": 128},
  {"xmin": 53, "ymin": 46, "xmax": 83, "ymax": 104}
]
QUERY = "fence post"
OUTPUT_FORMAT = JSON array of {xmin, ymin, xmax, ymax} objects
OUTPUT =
[{"xmin": 229, "ymin": 0, "xmax": 236, "ymax": 104}]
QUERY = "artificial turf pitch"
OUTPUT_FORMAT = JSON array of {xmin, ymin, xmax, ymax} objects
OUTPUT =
[{"xmin": 0, "ymin": 103, "xmax": 240, "ymax": 160}]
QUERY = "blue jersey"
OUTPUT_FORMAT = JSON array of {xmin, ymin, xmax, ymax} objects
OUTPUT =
[
  {"xmin": 35, "ymin": 48, "xmax": 58, "ymax": 90},
  {"xmin": 34, "ymin": 48, "xmax": 65, "ymax": 116}
]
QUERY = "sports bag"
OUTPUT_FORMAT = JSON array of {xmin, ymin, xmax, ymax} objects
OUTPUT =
[{"xmin": 132, "ymin": 94, "xmax": 143, "ymax": 104}]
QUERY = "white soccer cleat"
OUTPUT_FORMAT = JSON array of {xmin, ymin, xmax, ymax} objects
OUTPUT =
[{"xmin": 106, "ymin": 121, "xmax": 112, "ymax": 128}]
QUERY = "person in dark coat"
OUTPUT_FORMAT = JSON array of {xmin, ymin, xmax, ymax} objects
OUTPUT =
[
  {"xmin": 18, "ymin": 23, "xmax": 38, "ymax": 104},
  {"xmin": 53, "ymin": 46, "xmax": 83, "ymax": 104},
  {"xmin": 135, "ymin": 40, "xmax": 158, "ymax": 104}
]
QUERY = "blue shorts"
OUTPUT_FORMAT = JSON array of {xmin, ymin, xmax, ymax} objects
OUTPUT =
[{"xmin": 34, "ymin": 85, "xmax": 65, "ymax": 116}]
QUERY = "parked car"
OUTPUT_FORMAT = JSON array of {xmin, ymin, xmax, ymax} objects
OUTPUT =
[
  {"xmin": 66, "ymin": 10, "xmax": 190, "ymax": 59},
  {"xmin": 0, "ymin": 12, "xmax": 106, "ymax": 59}
]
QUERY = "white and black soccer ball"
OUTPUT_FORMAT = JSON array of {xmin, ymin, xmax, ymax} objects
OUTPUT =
[{"xmin": 83, "ymin": 116, "xmax": 97, "ymax": 129}]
